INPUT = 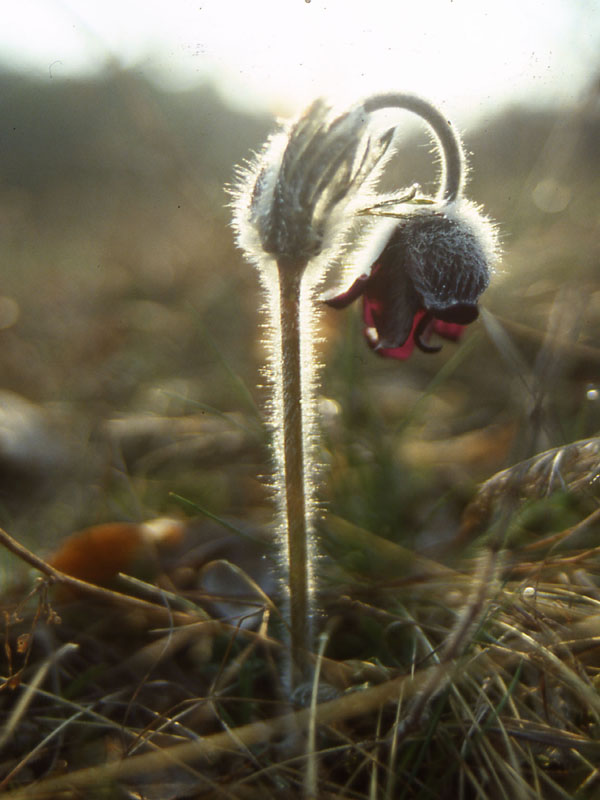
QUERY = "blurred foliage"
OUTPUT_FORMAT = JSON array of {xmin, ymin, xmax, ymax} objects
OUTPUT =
[{"xmin": 0, "ymin": 63, "xmax": 597, "ymax": 554}]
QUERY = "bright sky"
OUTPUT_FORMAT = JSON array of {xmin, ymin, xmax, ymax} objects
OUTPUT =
[{"xmin": 2, "ymin": 0, "xmax": 598, "ymax": 122}]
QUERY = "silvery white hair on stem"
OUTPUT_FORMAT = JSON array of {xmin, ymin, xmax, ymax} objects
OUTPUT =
[{"xmin": 230, "ymin": 92, "xmax": 499, "ymax": 689}]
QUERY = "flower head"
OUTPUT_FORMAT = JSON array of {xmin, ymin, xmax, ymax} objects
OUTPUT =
[
  {"xmin": 231, "ymin": 99, "xmax": 394, "ymax": 274},
  {"xmin": 326, "ymin": 196, "xmax": 498, "ymax": 359}
]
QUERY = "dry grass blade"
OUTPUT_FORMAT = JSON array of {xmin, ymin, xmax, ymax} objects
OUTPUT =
[
  {"xmin": 0, "ymin": 665, "xmax": 439, "ymax": 799},
  {"xmin": 0, "ymin": 707, "xmax": 84, "ymax": 792},
  {"xmin": 461, "ymin": 436, "xmax": 600, "ymax": 538},
  {"xmin": 0, "ymin": 642, "xmax": 78, "ymax": 751},
  {"xmin": 304, "ymin": 628, "xmax": 331, "ymax": 800}
]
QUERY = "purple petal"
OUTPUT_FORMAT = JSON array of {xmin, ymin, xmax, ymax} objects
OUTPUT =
[
  {"xmin": 324, "ymin": 273, "xmax": 370, "ymax": 309},
  {"xmin": 433, "ymin": 303, "xmax": 479, "ymax": 325},
  {"xmin": 362, "ymin": 292, "xmax": 381, "ymax": 328}
]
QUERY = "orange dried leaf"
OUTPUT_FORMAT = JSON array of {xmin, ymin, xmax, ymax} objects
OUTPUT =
[{"xmin": 49, "ymin": 518, "xmax": 184, "ymax": 587}]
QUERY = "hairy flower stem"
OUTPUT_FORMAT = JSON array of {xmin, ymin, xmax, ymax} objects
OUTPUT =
[{"xmin": 277, "ymin": 261, "xmax": 313, "ymax": 683}]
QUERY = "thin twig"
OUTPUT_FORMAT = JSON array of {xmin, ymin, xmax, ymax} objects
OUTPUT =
[{"xmin": 0, "ymin": 526, "xmax": 198, "ymax": 627}]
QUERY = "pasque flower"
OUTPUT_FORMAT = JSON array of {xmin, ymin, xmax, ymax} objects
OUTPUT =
[
  {"xmin": 231, "ymin": 91, "xmax": 499, "ymax": 688},
  {"xmin": 326, "ymin": 196, "xmax": 497, "ymax": 359},
  {"xmin": 320, "ymin": 91, "xmax": 498, "ymax": 359}
]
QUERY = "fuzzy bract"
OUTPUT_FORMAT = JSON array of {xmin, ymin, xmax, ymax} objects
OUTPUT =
[{"xmin": 231, "ymin": 100, "xmax": 395, "ymax": 274}]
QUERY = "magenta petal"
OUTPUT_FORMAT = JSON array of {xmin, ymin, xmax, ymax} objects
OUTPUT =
[
  {"xmin": 373, "ymin": 316, "xmax": 467, "ymax": 358},
  {"xmin": 324, "ymin": 273, "xmax": 370, "ymax": 309},
  {"xmin": 432, "ymin": 320, "xmax": 465, "ymax": 341},
  {"xmin": 364, "ymin": 310, "xmax": 424, "ymax": 360}
]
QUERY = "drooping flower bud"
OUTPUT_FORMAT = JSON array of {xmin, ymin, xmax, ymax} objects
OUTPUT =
[
  {"xmin": 326, "ymin": 195, "xmax": 498, "ymax": 357},
  {"xmin": 393, "ymin": 202, "xmax": 495, "ymax": 318}
]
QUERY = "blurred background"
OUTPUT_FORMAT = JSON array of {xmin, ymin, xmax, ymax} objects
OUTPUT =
[{"xmin": 0, "ymin": 0, "xmax": 599, "ymax": 569}]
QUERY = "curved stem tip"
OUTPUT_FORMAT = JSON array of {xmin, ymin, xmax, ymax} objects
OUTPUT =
[{"xmin": 363, "ymin": 92, "xmax": 464, "ymax": 203}]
